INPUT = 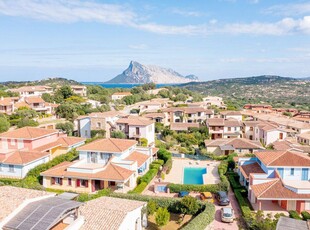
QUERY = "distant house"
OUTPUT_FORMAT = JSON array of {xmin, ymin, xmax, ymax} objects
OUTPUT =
[
  {"xmin": 0, "ymin": 97, "xmax": 19, "ymax": 114},
  {"xmin": 9, "ymin": 85, "xmax": 53, "ymax": 98},
  {"xmin": 207, "ymin": 118, "xmax": 242, "ymax": 139},
  {"xmin": 80, "ymin": 196, "xmax": 147, "ymax": 230},
  {"xmin": 71, "ymin": 85, "xmax": 87, "ymax": 97},
  {"xmin": 111, "ymin": 92, "xmax": 132, "ymax": 100},
  {"xmin": 170, "ymin": 122, "xmax": 200, "ymax": 132},
  {"xmin": 116, "ymin": 117, "xmax": 155, "ymax": 146},
  {"xmin": 297, "ymin": 132, "xmax": 310, "ymax": 146},
  {"xmin": 237, "ymin": 150, "xmax": 310, "ymax": 213},
  {"xmin": 76, "ymin": 111, "xmax": 123, "ymax": 138},
  {"xmin": 204, "ymin": 138, "xmax": 264, "ymax": 155},
  {"xmin": 220, "ymin": 111, "xmax": 243, "ymax": 121},
  {"xmin": 203, "ymin": 96, "xmax": 226, "ymax": 108},
  {"xmin": 163, "ymin": 107, "xmax": 214, "ymax": 124},
  {"xmin": 143, "ymin": 113, "xmax": 167, "ymax": 125},
  {"xmin": 41, "ymin": 138, "xmax": 157, "ymax": 193},
  {"xmin": 243, "ymin": 104, "xmax": 272, "ymax": 110}
]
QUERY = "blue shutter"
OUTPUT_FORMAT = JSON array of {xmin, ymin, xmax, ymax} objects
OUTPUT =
[
  {"xmin": 302, "ymin": 168, "xmax": 309, "ymax": 181},
  {"xmin": 277, "ymin": 168, "xmax": 284, "ymax": 178}
]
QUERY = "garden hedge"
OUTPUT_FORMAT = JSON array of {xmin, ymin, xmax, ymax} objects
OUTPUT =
[
  {"xmin": 181, "ymin": 202, "xmax": 215, "ymax": 230},
  {"xmin": 301, "ymin": 211, "xmax": 310, "ymax": 220},
  {"xmin": 234, "ymin": 189, "xmax": 252, "ymax": 219},
  {"xmin": 289, "ymin": 210, "xmax": 302, "ymax": 220},
  {"xmin": 167, "ymin": 183, "xmax": 220, "ymax": 193}
]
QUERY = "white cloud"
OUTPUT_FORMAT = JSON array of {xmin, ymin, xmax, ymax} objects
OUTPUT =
[
  {"xmin": 128, "ymin": 44, "xmax": 148, "ymax": 50},
  {"xmin": 264, "ymin": 2, "xmax": 310, "ymax": 16},
  {"xmin": 0, "ymin": 0, "xmax": 310, "ymax": 36},
  {"xmin": 0, "ymin": 0, "xmax": 136, "ymax": 25},
  {"xmin": 171, "ymin": 8, "xmax": 202, "ymax": 17}
]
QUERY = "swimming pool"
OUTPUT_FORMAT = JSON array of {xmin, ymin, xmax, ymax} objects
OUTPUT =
[{"xmin": 183, "ymin": 167, "xmax": 207, "ymax": 184}]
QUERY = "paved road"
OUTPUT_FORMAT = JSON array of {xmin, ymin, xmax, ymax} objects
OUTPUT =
[{"xmin": 206, "ymin": 189, "xmax": 241, "ymax": 230}]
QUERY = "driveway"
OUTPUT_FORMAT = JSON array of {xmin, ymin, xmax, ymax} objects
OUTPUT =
[{"xmin": 206, "ymin": 189, "xmax": 241, "ymax": 230}]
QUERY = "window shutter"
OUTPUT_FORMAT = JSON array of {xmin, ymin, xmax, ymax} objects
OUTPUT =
[
  {"xmin": 60, "ymin": 178, "xmax": 63, "ymax": 185},
  {"xmin": 51, "ymin": 177, "xmax": 55, "ymax": 185},
  {"xmin": 76, "ymin": 179, "xmax": 80, "ymax": 187},
  {"xmin": 85, "ymin": 180, "xmax": 88, "ymax": 188}
]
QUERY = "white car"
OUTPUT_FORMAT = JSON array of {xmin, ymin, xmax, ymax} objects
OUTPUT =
[{"xmin": 221, "ymin": 207, "xmax": 234, "ymax": 223}]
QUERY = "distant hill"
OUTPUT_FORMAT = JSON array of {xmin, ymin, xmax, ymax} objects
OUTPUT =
[
  {"xmin": 106, "ymin": 61, "xmax": 199, "ymax": 84},
  {"xmin": 0, "ymin": 77, "xmax": 81, "ymax": 87},
  {"xmin": 181, "ymin": 75, "xmax": 310, "ymax": 110}
]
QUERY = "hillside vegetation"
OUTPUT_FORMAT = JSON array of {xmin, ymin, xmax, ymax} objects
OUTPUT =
[{"xmin": 182, "ymin": 75, "xmax": 310, "ymax": 110}]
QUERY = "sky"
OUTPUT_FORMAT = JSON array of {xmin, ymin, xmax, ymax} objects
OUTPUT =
[{"xmin": 0, "ymin": 0, "xmax": 310, "ymax": 82}]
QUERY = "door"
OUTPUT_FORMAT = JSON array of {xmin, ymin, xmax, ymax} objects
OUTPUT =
[{"xmin": 287, "ymin": 200, "xmax": 296, "ymax": 210}]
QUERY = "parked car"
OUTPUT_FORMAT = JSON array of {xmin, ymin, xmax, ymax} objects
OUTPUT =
[
  {"xmin": 221, "ymin": 207, "xmax": 234, "ymax": 223},
  {"xmin": 178, "ymin": 191, "xmax": 189, "ymax": 197},
  {"xmin": 200, "ymin": 192, "xmax": 214, "ymax": 203},
  {"xmin": 215, "ymin": 191, "xmax": 230, "ymax": 206}
]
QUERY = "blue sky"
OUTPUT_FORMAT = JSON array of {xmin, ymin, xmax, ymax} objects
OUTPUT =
[{"xmin": 0, "ymin": 0, "xmax": 310, "ymax": 82}]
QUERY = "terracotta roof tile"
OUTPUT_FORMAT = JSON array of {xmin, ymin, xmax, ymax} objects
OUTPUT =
[
  {"xmin": 0, "ymin": 127, "xmax": 59, "ymax": 139},
  {"xmin": 204, "ymin": 138, "xmax": 263, "ymax": 149},
  {"xmin": 125, "ymin": 151, "xmax": 150, "ymax": 167},
  {"xmin": 224, "ymin": 118, "xmax": 241, "ymax": 127},
  {"xmin": 116, "ymin": 117, "xmax": 154, "ymax": 126},
  {"xmin": 25, "ymin": 96, "xmax": 45, "ymax": 104},
  {"xmin": 33, "ymin": 136, "xmax": 85, "ymax": 152},
  {"xmin": 80, "ymin": 196, "xmax": 146, "ymax": 230},
  {"xmin": 170, "ymin": 122, "xmax": 199, "ymax": 131},
  {"xmin": 41, "ymin": 161, "xmax": 134, "ymax": 181},
  {"xmin": 143, "ymin": 113, "xmax": 165, "ymax": 119},
  {"xmin": 1, "ymin": 150, "xmax": 50, "ymax": 165},
  {"xmin": 77, "ymin": 138, "xmax": 137, "ymax": 153},
  {"xmin": 207, "ymin": 118, "xmax": 224, "ymax": 126},
  {"xmin": 255, "ymin": 150, "xmax": 310, "ymax": 167},
  {"xmin": 240, "ymin": 162, "xmax": 266, "ymax": 179}
]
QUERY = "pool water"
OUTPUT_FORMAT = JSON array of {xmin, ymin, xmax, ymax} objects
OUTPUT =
[{"xmin": 183, "ymin": 167, "xmax": 207, "ymax": 184}]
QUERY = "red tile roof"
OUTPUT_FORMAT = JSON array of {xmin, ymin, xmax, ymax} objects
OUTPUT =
[
  {"xmin": 240, "ymin": 162, "xmax": 266, "ymax": 179},
  {"xmin": 25, "ymin": 97, "xmax": 45, "ymax": 104},
  {"xmin": 207, "ymin": 118, "xmax": 224, "ymax": 126},
  {"xmin": 1, "ymin": 150, "xmax": 50, "ymax": 165},
  {"xmin": 34, "ymin": 137, "xmax": 85, "ymax": 152},
  {"xmin": 125, "ymin": 151, "xmax": 150, "ymax": 167},
  {"xmin": 41, "ymin": 161, "xmax": 134, "ymax": 181},
  {"xmin": 204, "ymin": 138, "xmax": 263, "ymax": 149},
  {"xmin": 116, "ymin": 117, "xmax": 154, "ymax": 126},
  {"xmin": 255, "ymin": 150, "xmax": 310, "ymax": 167},
  {"xmin": 0, "ymin": 127, "xmax": 59, "ymax": 139},
  {"xmin": 170, "ymin": 122, "xmax": 199, "ymax": 131},
  {"xmin": 252, "ymin": 179, "xmax": 310, "ymax": 200},
  {"xmin": 77, "ymin": 138, "xmax": 137, "ymax": 153}
]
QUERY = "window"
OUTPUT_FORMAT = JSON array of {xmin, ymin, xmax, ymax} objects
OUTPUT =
[
  {"xmin": 198, "ymin": 112, "xmax": 201, "ymax": 116},
  {"xmin": 68, "ymin": 178, "xmax": 72, "ymax": 186},
  {"xmin": 290, "ymin": 168, "xmax": 294, "ymax": 176},
  {"xmin": 85, "ymin": 130, "xmax": 88, "ymax": 136},
  {"xmin": 136, "ymin": 127, "xmax": 140, "ymax": 135},
  {"xmin": 55, "ymin": 177, "xmax": 62, "ymax": 185},
  {"xmin": 10, "ymin": 139, "xmax": 16, "ymax": 146},
  {"xmin": 228, "ymin": 127, "xmax": 231, "ymax": 131},
  {"xmin": 80, "ymin": 179, "xmax": 88, "ymax": 187},
  {"xmin": 9, "ymin": 165, "xmax": 14, "ymax": 172},
  {"xmin": 119, "ymin": 125, "xmax": 122, "ymax": 130},
  {"xmin": 97, "ymin": 122, "xmax": 101, "ymax": 128}
]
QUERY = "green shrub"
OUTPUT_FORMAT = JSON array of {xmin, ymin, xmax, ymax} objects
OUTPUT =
[
  {"xmin": 182, "ymin": 202, "xmax": 215, "ymax": 230},
  {"xmin": 227, "ymin": 173, "xmax": 244, "ymax": 190},
  {"xmin": 301, "ymin": 211, "xmax": 310, "ymax": 220},
  {"xmin": 147, "ymin": 200, "xmax": 158, "ymax": 215},
  {"xmin": 234, "ymin": 189, "xmax": 252, "ymax": 219},
  {"xmin": 289, "ymin": 210, "xmax": 302, "ymax": 220},
  {"xmin": 167, "ymin": 183, "xmax": 220, "ymax": 193},
  {"xmin": 179, "ymin": 196, "xmax": 200, "ymax": 215},
  {"xmin": 165, "ymin": 158, "xmax": 173, "ymax": 174},
  {"xmin": 129, "ymin": 182, "xmax": 148, "ymax": 194},
  {"xmin": 155, "ymin": 207, "xmax": 170, "ymax": 227}
]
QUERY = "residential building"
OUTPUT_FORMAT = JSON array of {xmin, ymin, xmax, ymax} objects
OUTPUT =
[
  {"xmin": 243, "ymin": 104, "xmax": 272, "ymax": 110},
  {"xmin": 71, "ymin": 85, "xmax": 87, "ymax": 97},
  {"xmin": 0, "ymin": 186, "xmax": 83, "ymax": 230},
  {"xmin": 273, "ymin": 139, "xmax": 310, "ymax": 154},
  {"xmin": 41, "ymin": 138, "xmax": 157, "ymax": 193},
  {"xmin": 207, "ymin": 118, "xmax": 242, "ymax": 139},
  {"xmin": 24, "ymin": 96, "xmax": 49, "ymax": 114},
  {"xmin": 0, "ymin": 97, "xmax": 19, "ymax": 114},
  {"xmin": 220, "ymin": 111, "xmax": 243, "ymax": 121},
  {"xmin": 163, "ymin": 107, "xmax": 214, "ymax": 124},
  {"xmin": 143, "ymin": 113, "xmax": 167, "ymax": 125},
  {"xmin": 9, "ymin": 85, "xmax": 53, "ymax": 98},
  {"xmin": 76, "ymin": 111, "xmax": 123, "ymax": 138},
  {"xmin": 238, "ymin": 150, "xmax": 310, "ymax": 213},
  {"xmin": 0, "ymin": 127, "xmax": 85, "ymax": 178},
  {"xmin": 111, "ymin": 92, "xmax": 132, "ymax": 100},
  {"xmin": 139, "ymin": 102, "xmax": 165, "ymax": 114},
  {"xmin": 204, "ymin": 138, "xmax": 264, "ymax": 155},
  {"xmin": 116, "ymin": 117, "xmax": 155, "ymax": 146},
  {"xmin": 203, "ymin": 96, "xmax": 226, "ymax": 108},
  {"xmin": 297, "ymin": 132, "xmax": 310, "ymax": 145},
  {"xmin": 80, "ymin": 196, "xmax": 147, "ymax": 230},
  {"xmin": 293, "ymin": 111, "xmax": 310, "ymax": 124},
  {"xmin": 170, "ymin": 122, "xmax": 200, "ymax": 132}
]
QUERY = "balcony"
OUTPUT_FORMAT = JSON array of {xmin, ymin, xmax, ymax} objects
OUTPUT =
[{"xmin": 132, "ymin": 132, "xmax": 141, "ymax": 138}]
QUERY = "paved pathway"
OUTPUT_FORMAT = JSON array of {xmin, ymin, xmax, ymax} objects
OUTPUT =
[{"xmin": 206, "ymin": 189, "xmax": 241, "ymax": 230}]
